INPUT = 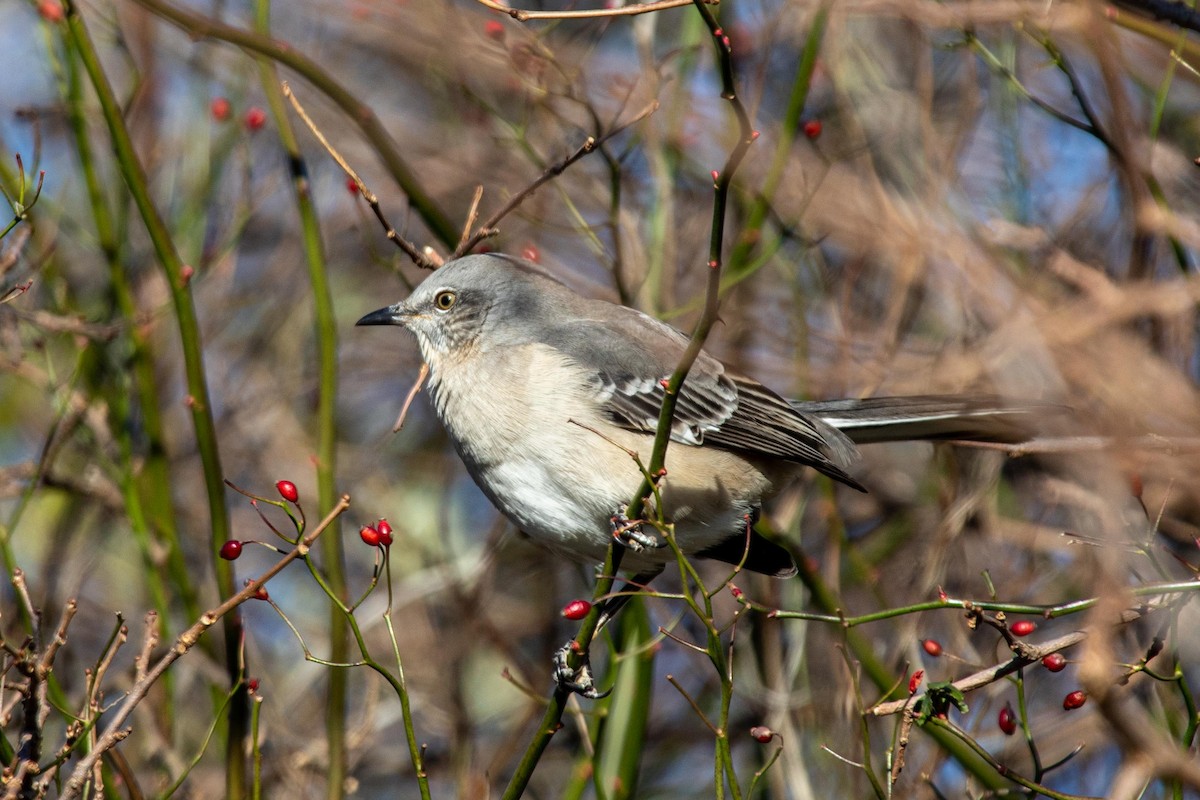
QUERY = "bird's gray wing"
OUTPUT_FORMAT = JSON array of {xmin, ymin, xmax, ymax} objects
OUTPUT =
[{"xmin": 538, "ymin": 311, "xmax": 862, "ymax": 489}]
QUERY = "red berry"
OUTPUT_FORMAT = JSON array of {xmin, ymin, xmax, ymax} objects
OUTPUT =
[
  {"xmin": 275, "ymin": 480, "xmax": 299, "ymax": 503},
  {"xmin": 922, "ymin": 639, "xmax": 942, "ymax": 657},
  {"xmin": 246, "ymin": 581, "xmax": 269, "ymax": 601},
  {"xmin": 1042, "ymin": 653, "xmax": 1067, "ymax": 672},
  {"xmin": 998, "ymin": 704, "xmax": 1017, "ymax": 735},
  {"xmin": 729, "ymin": 584, "xmax": 743, "ymax": 600},
  {"xmin": 484, "ymin": 19, "xmax": 505, "ymax": 41},
  {"xmin": 561, "ymin": 599, "xmax": 591, "ymax": 620},
  {"xmin": 908, "ymin": 670, "xmax": 924, "ymax": 694},
  {"xmin": 376, "ymin": 518, "xmax": 393, "ymax": 547},
  {"xmin": 210, "ymin": 97, "xmax": 231, "ymax": 122},
  {"xmin": 346, "ymin": 177, "xmax": 360, "ymax": 195},
  {"xmin": 1011, "ymin": 620, "xmax": 1036, "ymax": 637},
  {"xmin": 247, "ymin": 678, "xmax": 259, "ymax": 693},
  {"xmin": 803, "ymin": 119, "xmax": 822, "ymax": 139},
  {"xmin": 219, "ymin": 540, "xmax": 243, "ymax": 560},
  {"xmin": 749, "ymin": 726, "xmax": 773, "ymax": 743},
  {"xmin": 1063, "ymin": 690, "xmax": 1086, "ymax": 710},
  {"xmin": 38, "ymin": 1, "xmax": 64, "ymax": 22},
  {"xmin": 244, "ymin": 106, "xmax": 267, "ymax": 131},
  {"xmin": 360, "ymin": 525, "xmax": 381, "ymax": 547}
]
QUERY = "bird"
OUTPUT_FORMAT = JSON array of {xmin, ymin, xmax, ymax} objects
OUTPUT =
[{"xmin": 357, "ymin": 253, "xmax": 1042, "ymax": 582}]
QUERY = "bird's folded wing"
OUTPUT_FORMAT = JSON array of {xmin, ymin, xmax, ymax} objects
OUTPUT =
[{"xmin": 539, "ymin": 313, "xmax": 861, "ymax": 487}]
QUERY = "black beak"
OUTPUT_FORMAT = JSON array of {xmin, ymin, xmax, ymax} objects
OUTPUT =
[{"xmin": 356, "ymin": 306, "xmax": 400, "ymax": 326}]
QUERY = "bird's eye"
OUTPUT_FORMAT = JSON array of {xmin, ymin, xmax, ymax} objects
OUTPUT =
[{"xmin": 433, "ymin": 290, "xmax": 457, "ymax": 311}]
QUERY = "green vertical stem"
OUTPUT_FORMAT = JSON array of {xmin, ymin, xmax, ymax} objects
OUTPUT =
[
  {"xmin": 250, "ymin": 1, "xmax": 347, "ymax": 795},
  {"xmin": 501, "ymin": 545, "xmax": 624, "ymax": 800},
  {"xmin": 629, "ymin": 0, "xmax": 755, "ymax": 514},
  {"xmin": 727, "ymin": 4, "xmax": 828, "ymax": 278},
  {"xmin": 62, "ymin": 4, "xmax": 246, "ymax": 796},
  {"xmin": 60, "ymin": 20, "xmax": 201, "ymax": 634}
]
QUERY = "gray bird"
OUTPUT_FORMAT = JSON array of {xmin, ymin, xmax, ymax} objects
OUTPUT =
[{"xmin": 357, "ymin": 253, "xmax": 1039, "ymax": 580}]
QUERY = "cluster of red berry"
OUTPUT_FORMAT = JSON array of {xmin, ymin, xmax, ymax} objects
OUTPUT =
[
  {"xmin": 209, "ymin": 97, "xmax": 268, "ymax": 132},
  {"xmin": 916, "ymin": 618, "xmax": 1086, "ymax": 739}
]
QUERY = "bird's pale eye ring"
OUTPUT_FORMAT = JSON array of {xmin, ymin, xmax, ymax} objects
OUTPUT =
[{"xmin": 433, "ymin": 290, "xmax": 457, "ymax": 312}]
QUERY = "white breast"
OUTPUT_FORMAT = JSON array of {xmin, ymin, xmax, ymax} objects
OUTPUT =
[{"xmin": 423, "ymin": 342, "xmax": 774, "ymax": 569}]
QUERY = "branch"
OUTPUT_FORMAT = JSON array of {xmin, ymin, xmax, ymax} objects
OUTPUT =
[
  {"xmin": 454, "ymin": 101, "xmax": 658, "ymax": 258},
  {"xmin": 475, "ymin": 0, "xmax": 717, "ymax": 21},
  {"xmin": 59, "ymin": 496, "xmax": 351, "ymax": 799},
  {"xmin": 868, "ymin": 605, "xmax": 1150, "ymax": 717}
]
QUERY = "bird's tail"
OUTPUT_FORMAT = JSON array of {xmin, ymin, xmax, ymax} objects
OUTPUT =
[{"xmin": 792, "ymin": 395, "xmax": 1063, "ymax": 445}]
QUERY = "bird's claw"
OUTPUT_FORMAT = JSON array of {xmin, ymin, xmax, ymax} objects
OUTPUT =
[
  {"xmin": 610, "ymin": 508, "xmax": 663, "ymax": 552},
  {"xmin": 553, "ymin": 641, "xmax": 611, "ymax": 699}
]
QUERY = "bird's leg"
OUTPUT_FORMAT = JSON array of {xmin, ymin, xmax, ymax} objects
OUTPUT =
[
  {"xmin": 609, "ymin": 507, "xmax": 664, "ymax": 552},
  {"xmin": 553, "ymin": 566, "xmax": 664, "ymax": 698}
]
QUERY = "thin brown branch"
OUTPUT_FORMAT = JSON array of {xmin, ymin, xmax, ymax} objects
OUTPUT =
[
  {"xmin": 37, "ymin": 600, "xmax": 77, "ymax": 678},
  {"xmin": 281, "ymin": 82, "xmax": 435, "ymax": 269},
  {"xmin": 666, "ymin": 674, "xmax": 719, "ymax": 734},
  {"xmin": 60, "ymin": 495, "xmax": 351, "ymax": 799},
  {"xmin": 392, "ymin": 362, "xmax": 429, "ymax": 433},
  {"xmin": 458, "ymin": 186, "xmax": 485, "ymax": 252},
  {"xmin": 133, "ymin": 612, "xmax": 159, "ymax": 686},
  {"xmin": 475, "ymin": 0, "xmax": 716, "ymax": 21},
  {"xmin": 454, "ymin": 101, "xmax": 658, "ymax": 257}
]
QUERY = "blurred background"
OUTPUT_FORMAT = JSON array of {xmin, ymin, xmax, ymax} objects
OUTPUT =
[{"xmin": 2, "ymin": 0, "xmax": 1199, "ymax": 797}]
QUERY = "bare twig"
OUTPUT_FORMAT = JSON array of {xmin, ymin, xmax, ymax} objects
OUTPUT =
[
  {"xmin": 454, "ymin": 101, "xmax": 658, "ymax": 257},
  {"xmin": 392, "ymin": 362, "xmax": 430, "ymax": 433},
  {"xmin": 475, "ymin": 0, "xmax": 716, "ymax": 21},
  {"xmin": 458, "ymin": 186, "xmax": 485, "ymax": 252},
  {"xmin": 38, "ymin": 600, "xmax": 76, "ymax": 677},
  {"xmin": 60, "ymin": 495, "xmax": 351, "ymax": 799},
  {"xmin": 666, "ymin": 674, "xmax": 719, "ymax": 734},
  {"xmin": 133, "ymin": 612, "xmax": 159, "ymax": 686},
  {"xmin": 281, "ymin": 82, "xmax": 435, "ymax": 269}
]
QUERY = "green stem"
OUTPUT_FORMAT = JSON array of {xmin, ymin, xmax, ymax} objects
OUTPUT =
[
  {"xmin": 501, "ymin": 544, "xmax": 624, "ymax": 800},
  {"xmin": 63, "ymin": 3, "xmax": 246, "ymax": 795},
  {"xmin": 727, "ymin": 4, "xmax": 828, "ymax": 278},
  {"xmin": 628, "ymin": 0, "xmax": 756, "ymax": 515},
  {"xmin": 249, "ymin": 1, "xmax": 348, "ymax": 795},
  {"xmin": 60, "ymin": 8, "xmax": 201, "ymax": 639},
  {"xmin": 927, "ymin": 718, "xmax": 1101, "ymax": 800},
  {"xmin": 748, "ymin": 579, "xmax": 1200, "ymax": 625}
]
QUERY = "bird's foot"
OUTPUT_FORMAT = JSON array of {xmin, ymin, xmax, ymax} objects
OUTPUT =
[
  {"xmin": 553, "ymin": 641, "xmax": 610, "ymax": 699},
  {"xmin": 610, "ymin": 508, "xmax": 663, "ymax": 552}
]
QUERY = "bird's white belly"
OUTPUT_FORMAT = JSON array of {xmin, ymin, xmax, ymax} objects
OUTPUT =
[
  {"xmin": 427, "ymin": 342, "xmax": 772, "ymax": 568},
  {"xmin": 472, "ymin": 456, "xmax": 619, "ymax": 558}
]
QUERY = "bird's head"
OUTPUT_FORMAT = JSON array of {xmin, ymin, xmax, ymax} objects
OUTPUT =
[{"xmin": 356, "ymin": 253, "xmax": 554, "ymax": 364}]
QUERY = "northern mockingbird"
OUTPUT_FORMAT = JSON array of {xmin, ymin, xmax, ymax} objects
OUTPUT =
[{"xmin": 358, "ymin": 253, "xmax": 1038, "ymax": 576}]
